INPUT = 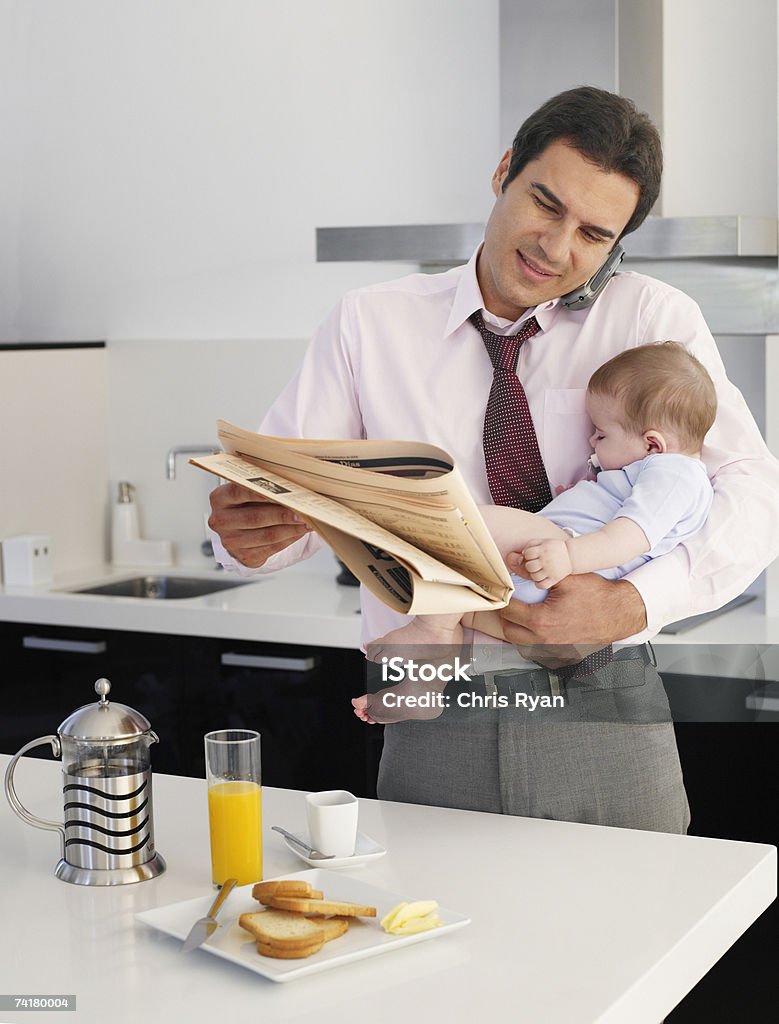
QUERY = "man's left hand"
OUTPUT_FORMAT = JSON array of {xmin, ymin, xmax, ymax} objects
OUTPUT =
[{"xmin": 498, "ymin": 570, "xmax": 648, "ymax": 668}]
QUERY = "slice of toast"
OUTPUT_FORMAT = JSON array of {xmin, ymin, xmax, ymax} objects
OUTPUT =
[
  {"xmin": 256, "ymin": 939, "xmax": 324, "ymax": 959},
  {"xmin": 312, "ymin": 916, "xmax": 350, "ymax": 942},
  {"xmin": 267, "ymin": 896, "xmax": 376, "ymax": 918},
  {"xmin": 244, "ymin": 910, "xmax": 350, "ymax": 960},
  {"xmin": 239, "ymin": 909, "xmax": 325, "ymax": 950},
  {"xmin": 252, "ymin": 880, "xmax": 324, "ymax": 902},
  {"xmin": 255, "ymin": 889, "xmax": 324, "ymax": 906}
]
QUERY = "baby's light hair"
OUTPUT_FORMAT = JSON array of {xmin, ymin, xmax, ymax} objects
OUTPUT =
[{"xmin": 587, "ymin": 341, "xmax": 717, "ymax": 450}]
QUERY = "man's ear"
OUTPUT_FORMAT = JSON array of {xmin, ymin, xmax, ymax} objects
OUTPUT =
[
  {"xmin": 644, "ymin": 430, "xmax": 667, "ymax": 454},
  {"xmin": 492, "ymin": 149, "xmax": 511, "ymax": 196}
]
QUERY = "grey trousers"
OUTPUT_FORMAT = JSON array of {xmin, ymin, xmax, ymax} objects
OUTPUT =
[{"xmin": 376, "ymin": 651, "xmax": 690, "ymax": 834}]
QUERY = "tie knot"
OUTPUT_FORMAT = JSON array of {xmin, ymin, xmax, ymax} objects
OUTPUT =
[{"xmin": 470, "ymin": 310, "xmax": 540, "ymax": 372}]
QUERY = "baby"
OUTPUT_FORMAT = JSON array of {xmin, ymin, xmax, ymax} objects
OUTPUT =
[{"xmin": 353, "ymin": 340, "xmax": 717, "ymax": 723}]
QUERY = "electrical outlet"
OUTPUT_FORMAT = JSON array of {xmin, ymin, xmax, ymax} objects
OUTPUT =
[{"xmin": 1, "ymin": 533, "xmax": 53, "ymax": 586}]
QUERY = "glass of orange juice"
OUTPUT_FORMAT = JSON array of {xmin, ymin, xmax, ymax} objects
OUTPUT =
[{"xmin": 204, "ymin": 729, "xmax": 262, "ymax": 887}]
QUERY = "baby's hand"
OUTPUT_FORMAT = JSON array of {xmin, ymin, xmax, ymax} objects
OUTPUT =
[
  {"xmin": 520, "ymin": 538, "xmax": 573, "ymax": 589},
  {"xmin": 351, "ymin": 694, "xmax": 378, "ymax": 725}
]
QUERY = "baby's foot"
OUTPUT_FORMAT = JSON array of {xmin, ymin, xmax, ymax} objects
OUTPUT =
[
  {"xmin": 352, "ymin": 694, "xmax": 378, "ymax": 725},
  {"xmin": 353, "ymin": 679, "xmax": 446, "ymax": 724}
]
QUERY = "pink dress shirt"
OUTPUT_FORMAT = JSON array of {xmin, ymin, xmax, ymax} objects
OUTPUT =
[{"xmin": 214, "ymin": 247, "xmax": 779, "ymax": 653}]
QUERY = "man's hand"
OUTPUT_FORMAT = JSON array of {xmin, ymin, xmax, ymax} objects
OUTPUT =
[
  {"xmin": 208, "ymin": 483, "xmax": 311, "ymax": 568},
  {"xmin": 498, "ymin": 568, "xmax": 648, "ymax": 668},
  {"xmin": 521, "ymin": 538, "xmax": 573, "ymax": 589}
]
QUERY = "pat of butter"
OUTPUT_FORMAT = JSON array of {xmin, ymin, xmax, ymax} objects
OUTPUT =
[{"xmin": 380, "ymin": 900, "xmax": 442, "ymax": 934}]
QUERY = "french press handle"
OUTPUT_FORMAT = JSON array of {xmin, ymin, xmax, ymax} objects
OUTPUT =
[{"xmin": 3, "ymin": 736, "xmax": 66, "ymax": 852}]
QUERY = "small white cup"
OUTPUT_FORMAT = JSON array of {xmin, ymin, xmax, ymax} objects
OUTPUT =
[{"xmin": 305, "ymin": 790, "xmax": 359, "ymax": 857}]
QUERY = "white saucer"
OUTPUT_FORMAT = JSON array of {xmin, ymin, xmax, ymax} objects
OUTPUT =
[{"xmin": 279, "ymin": 829, "xmax": 386, "ymax": 869}]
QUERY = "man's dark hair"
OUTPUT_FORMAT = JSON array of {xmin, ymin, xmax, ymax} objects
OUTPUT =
[{"xmin": 503, "ymin": 86, "xmax": 662, "ymax": 238}]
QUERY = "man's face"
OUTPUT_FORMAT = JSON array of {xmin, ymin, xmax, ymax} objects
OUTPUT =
[{"xmin": 477, "ymin": 140, "xmax": 640, "ymax": 320}]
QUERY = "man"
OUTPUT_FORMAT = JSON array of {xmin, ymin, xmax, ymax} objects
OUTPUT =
[{"xmin": 209, "ymin": 88, "xmax": 779, "ymax": 831}]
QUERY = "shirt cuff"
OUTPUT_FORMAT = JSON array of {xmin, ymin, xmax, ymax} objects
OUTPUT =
[
  {"xmin": 622, "ymin": 549, "xmax": 693, "ymax": 636},
  {"xmin": 210, "ymin": 528, "xmax": 322, "ymax": 575}
]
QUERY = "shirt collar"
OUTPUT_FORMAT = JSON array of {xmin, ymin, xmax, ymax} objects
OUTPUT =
[{"xmin": 444, "ymin": 244, "xmax": 563, "ymax": 339}]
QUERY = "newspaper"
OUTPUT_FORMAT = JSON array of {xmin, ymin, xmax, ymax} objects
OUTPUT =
[{"xmin": 190, "ymin": 420, "xmax": 514, "ymax": 616}]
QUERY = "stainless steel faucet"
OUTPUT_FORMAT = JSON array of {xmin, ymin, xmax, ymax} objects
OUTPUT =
[
  {"xmin": 165, "ymin": 445, "xmax": 218, "ymax": 481},
  {"xmin": 165, "ymin": 445, "xmax": 221, "ymax": 560}
]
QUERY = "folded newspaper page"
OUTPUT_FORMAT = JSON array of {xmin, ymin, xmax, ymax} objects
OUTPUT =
[{"xmin": 190, "ymin": 420, "xmax": 514, "ymax": 616}]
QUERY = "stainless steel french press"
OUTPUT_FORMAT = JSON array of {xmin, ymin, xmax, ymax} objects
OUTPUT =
[{"xmin": 3, "ymin": 678, "xmax": 166, "ymax": 886}]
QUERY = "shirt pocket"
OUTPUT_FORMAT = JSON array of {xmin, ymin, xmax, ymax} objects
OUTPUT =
[{"xmin": 542, "ymin": 389, "xmax": 592, "ymax": 492}]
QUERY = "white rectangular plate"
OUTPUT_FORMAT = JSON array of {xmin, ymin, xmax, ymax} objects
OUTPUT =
[{"xmin": 136, "ymin": 868, "xmax": 470, "ymax": 982}]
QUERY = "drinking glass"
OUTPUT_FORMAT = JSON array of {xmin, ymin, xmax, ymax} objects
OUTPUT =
[{"xmin": 204, "ymin": 729, "xmax": 262, "ymax": 886}]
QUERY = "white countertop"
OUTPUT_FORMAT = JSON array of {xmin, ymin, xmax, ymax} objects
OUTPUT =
[
  {"xmin": 652, "ymin": 591, "xmax": 779, "ymax": 647},
  {"xmin": 0, "ymin": 754, "xmax": 775, "ymax": 1024},
  {"xmin": 0, "ymin": 552, "xmax": 363, "ymax": 648},
  {"xmin": 1, "ymin": 554, "xmax": 778, "ymax": 661}
]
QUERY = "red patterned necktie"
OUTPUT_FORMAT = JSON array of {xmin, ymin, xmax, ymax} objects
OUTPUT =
[
  {"xmin": 472, "ymin": 309, "xmax": 614, "ymax": 677},
  {"xmin": 471, "ymin": 310, "xmax": 552, "ymax": 512}
]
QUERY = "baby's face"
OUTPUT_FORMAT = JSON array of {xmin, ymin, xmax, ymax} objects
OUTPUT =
[{"xmin": 585, "ymin": 391, "xmax": 650, "ymax": 471}]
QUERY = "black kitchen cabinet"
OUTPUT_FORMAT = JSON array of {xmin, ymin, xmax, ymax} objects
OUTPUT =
[
  {"xmin": 193, "ymin": 639, "xmax": 383, "ymax": 796},
  {"xmin": 667, "ymin": 722, "xmax": 778, "ymax": 1023},
  {"xmin": 0, "ymin": 622, "xmax": 382, "ymax": 797}
]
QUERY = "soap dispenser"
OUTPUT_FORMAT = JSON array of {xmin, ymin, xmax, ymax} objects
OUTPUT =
[
  {"xmin": 111, "ymin": 481, "xmax": 173, "ymax": 567},
  {"xmin": 111, "ymin": 482, "xmax": 140, "ymax": 560}
]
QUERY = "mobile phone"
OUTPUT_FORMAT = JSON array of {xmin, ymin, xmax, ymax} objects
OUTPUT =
[{"xmin": 560, "ymin": 243, "xmax": 624, "ymax": 310}]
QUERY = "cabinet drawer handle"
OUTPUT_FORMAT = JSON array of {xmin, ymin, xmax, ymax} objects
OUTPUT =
[
  {"xmin": 746, "ymin": 684, "xmax": 779, "ymax": 713},
  {"xmin": 220, "ymin": 652, "xmax": 318, "ymax": 672},
  {"xmin": 23, "ymin": 636, "xmax": 107, "ymax": 655}
]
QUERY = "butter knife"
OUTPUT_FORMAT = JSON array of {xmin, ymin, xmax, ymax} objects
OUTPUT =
[{"xmin": 181, "ymin": 877, "xmax": 238, "ymax": 952}]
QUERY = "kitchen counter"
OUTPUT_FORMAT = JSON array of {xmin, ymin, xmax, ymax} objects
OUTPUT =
[
  {"xmin": 0, "ymin": 552, "xmax": 362, "ymax": 649},
  {"xmin": 0, "ymin": 754, "xmax": 775, "ymax": 1024},
  {"xmin": 2, "ymin": 555, "xmax": 779, "ymax": 654}
]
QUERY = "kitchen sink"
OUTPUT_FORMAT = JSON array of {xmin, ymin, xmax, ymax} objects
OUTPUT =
[{"xmin": 67, "ymin": 575, "xmax": 252, "ymax": 599}]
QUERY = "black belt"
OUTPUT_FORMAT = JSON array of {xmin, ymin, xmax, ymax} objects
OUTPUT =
[
  {"xmin": 480, "ymin": 644, "xmax": 653, "ymax": 699},
  {"xmin": 557, "ymin": 642, "xmax": 653, "ymax": 681}
]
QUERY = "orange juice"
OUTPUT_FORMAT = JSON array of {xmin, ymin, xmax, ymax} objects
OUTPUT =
[{"xmin": 207, "ymin": 780, "xmax": 262, "ymax": 885}]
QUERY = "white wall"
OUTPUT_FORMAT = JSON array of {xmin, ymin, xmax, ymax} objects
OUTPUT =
[
  {"xmin": 0, "ymin": 349, "xmax": 109, "ymax": 575},
  {"xmin": 106, "ymin": 337, "xmax": 312, "ymax": 564},
  {"xmin": 661, "ymin": 0, "xmax": 778, "ymax": 217},
  {"xmin": 0, "ymin": 0, "xmax": 499, "ymax": 343}
]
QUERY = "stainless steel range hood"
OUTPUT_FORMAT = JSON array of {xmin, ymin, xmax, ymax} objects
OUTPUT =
[
  {"xmin": 316, "ymin": 216, "xmax": 778, "ymax": 265},
  {"xmin": 316, "ymin": 218, "xmax": 779, "ymax": 335}
]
